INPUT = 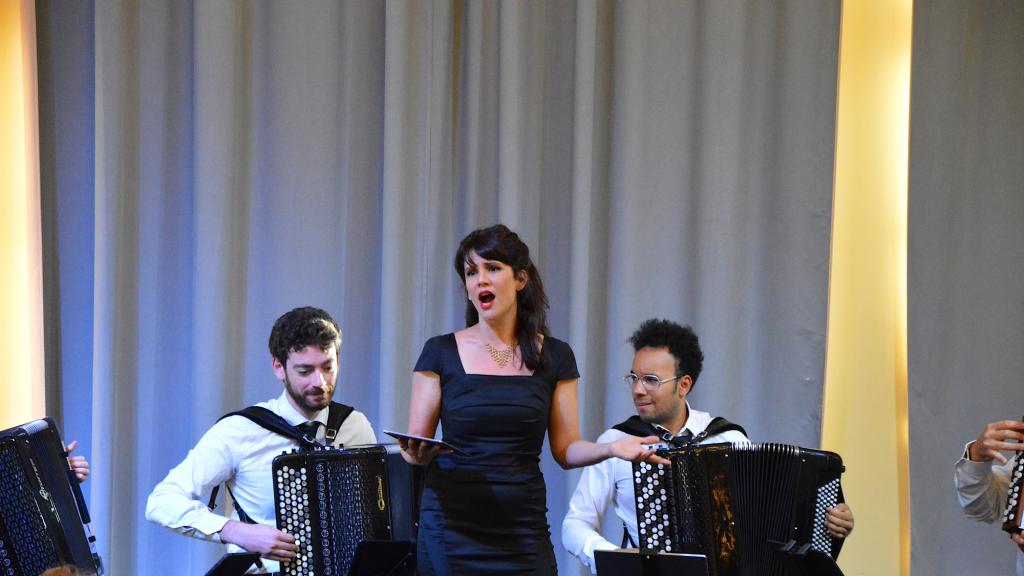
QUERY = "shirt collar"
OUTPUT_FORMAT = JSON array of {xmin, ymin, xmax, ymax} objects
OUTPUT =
[
  {"xmin": 273, "ymin": 391, "xmax": 330, "ymax": 427},
  {"xmin": 652, "ymin": 401, "xmax": 697, "ymax": 438}
]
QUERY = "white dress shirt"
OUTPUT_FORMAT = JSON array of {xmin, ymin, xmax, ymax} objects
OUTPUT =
[
  {"xmin": 561, "ymin": 404, "xmax": 749, "ymax": 574},
  {"xmin": 146, "ymin": 392, "xmax": 376, "ymax": 572},
  {"xmin": 954, "ymin": 443, "xmax": 1023, "ymax": 576}
]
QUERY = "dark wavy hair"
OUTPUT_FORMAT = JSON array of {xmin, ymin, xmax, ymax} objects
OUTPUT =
[
  {"xmin": 629, "ymin": 319, "xmax": 704, "ymax": 389},
  {"xmin": 454, "ymin": 224, "xmax": 549, "ymax": 371},
  {"xmin": 268, "ymin": 306, "xmax": 342, "ymax": 366}
]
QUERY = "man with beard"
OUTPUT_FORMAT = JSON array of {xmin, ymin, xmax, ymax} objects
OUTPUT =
[
  {"xmin": 562, "ymin": 319, "xmax": 854, "ymax": 573},
  {"xmin": 147, "ymin": 307, "xmax": 375, "ymax": 571}
]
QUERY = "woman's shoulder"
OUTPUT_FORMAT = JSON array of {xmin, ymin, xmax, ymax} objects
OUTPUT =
[
  {"xmin": 415, "ymin": 333, "xmax": 458, "ymax": 373},
  {"xmin": 539, "ymin": 334, "xmax": 578, "ymax": 380},
  {"xmin": 422, "ymin": 332, "xmax": 457, "ymax": 347},
  {"xmin": 541, "ymin": 334, "xmax": 574, "ymax": 356}
]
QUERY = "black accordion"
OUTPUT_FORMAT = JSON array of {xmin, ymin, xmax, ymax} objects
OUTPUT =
[
  {"xmin": 0, "ymin": 418, "xmax": 103, "ymax": 576},
  {"xmin": 1003, "ymin": 451, "xmax": 1023, "ymax": 534},
  {"xmin": 272, "ymin": 444, "xmax": 420, "ymax": 576},
  {"xmin": 633, "ymin": 442, "xmax": 845, "ymax": 576}
]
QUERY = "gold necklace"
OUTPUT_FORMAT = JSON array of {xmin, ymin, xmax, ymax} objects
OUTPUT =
[{"xmin": 484, "ymin": 343, "xmax": 514, "ymax": 368}]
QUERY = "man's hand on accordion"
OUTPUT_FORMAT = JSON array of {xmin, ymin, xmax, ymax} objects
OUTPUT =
[
  {"xmin": 65, "ymin": 440, "xmax": 90, "ymax": 483},
  {"xmin": 967, "ymin": 419, "xmax": 1024, "ymax": 465},
  {"xmin": 825, "ymin": 503, "xmax": 854, "ymax": 539},
  {"xmin": 219, "ymin": 519, "xmax": 299, "ymax": 562}
]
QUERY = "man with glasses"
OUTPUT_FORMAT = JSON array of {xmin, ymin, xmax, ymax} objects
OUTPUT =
[{"xmin": 561, "ymin": 318, "xmax": 854, "ymax": 573}]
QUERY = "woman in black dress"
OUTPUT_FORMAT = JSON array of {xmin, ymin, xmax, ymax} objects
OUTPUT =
[{"xmin": 398, "ymin": 224, "xmax": 664, "ymax": 575}]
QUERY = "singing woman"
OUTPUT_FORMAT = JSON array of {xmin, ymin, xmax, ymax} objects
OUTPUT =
[{"xmin": 397, "ymin": 224, "xmax": 662, "ymax": 575}]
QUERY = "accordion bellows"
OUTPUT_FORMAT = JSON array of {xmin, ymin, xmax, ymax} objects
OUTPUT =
[
  {"xmin": 633, "ymin": 442, "xmax": 845, "ymax": 576},
  {"xmin": 273, "ymin": 444, "xmax": 419, "ymax": 576}
]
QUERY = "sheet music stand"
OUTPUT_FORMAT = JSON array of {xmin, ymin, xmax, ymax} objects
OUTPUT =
[
  {"xmin": 595, "ymin": 549, "xmax": 709, "ymax": 576},
  {"xmin": 347, "ymin": 540, "xmax": 416, "ymax": 576},
  {"xmin": 204, "ymin": 552, "xmax": 260, "ymax": 576}
]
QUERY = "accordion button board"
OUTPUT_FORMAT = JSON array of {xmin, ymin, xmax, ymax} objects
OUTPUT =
[
  {"xmin": 273, "ymin": 444, "xmax": 419, "ymax": 576},
  {"xmin": 1003, "ymin": 451, "xmax": 1024, "ymax": 534}
]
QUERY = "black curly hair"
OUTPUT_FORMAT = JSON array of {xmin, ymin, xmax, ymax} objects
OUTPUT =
[
  {"xmin": 629, "ymin": 319, "xmax": 704, "ymax": 388},
  {"xmin": 454, "ymin": 224, "xmax": 549, "ymax": 371},
  {"xmin": 267, "ymin": 307, "xmax": 342, "ymax": 366}
]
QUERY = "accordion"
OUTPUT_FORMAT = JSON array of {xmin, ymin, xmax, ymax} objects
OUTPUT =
[
  {"xmin": 1003, "ymin": 450, "xmax": 1023, "ymax": 534},
  {"xmin": 633, "ymin": 442, "xmax": 845, "ymax": 576},
  {"xmin": 0, "ymin": 418, "xmax": 103, "ymax": 576},
  {"xmin": 272, "ymin": 444, "xmax": 420, "ymax": 576}
]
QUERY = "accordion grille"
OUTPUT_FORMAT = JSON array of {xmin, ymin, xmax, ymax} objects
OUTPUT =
[{"xmin": 0, "ymin": 440, "xmax": 60, "ymax": 575}]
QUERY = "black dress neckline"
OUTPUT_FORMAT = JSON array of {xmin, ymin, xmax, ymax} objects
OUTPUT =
[{"xmin": 447, "ymin": 332, "xmax": 542, "ymax": 378}]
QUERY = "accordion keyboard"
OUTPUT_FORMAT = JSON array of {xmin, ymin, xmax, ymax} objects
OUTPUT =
[
  {"xmin": 274, "ymin": 445, "xmax": 417, "ymax": 576},
  {"xmin": 1003, "ymin": 452, "xmax": 1024, "ymax": 534}
]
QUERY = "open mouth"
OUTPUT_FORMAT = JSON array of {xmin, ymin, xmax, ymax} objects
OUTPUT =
[{"xmin": 478, "ymin": 291, "xmax": 495, "ymax": 304}]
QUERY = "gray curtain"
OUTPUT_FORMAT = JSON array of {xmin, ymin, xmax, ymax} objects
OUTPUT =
[
  {"xmin": 909, "ymin": 2, "xmax": 1024, "ymax": 575},
  {"xmin": 39, "ymin": 1, "xmax": 840, "ymax": 573}
]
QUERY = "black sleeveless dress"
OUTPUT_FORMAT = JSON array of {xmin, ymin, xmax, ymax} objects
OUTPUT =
[{"xmin": 413, "ymin": 333, "xmax": 579, "ymax": 575}]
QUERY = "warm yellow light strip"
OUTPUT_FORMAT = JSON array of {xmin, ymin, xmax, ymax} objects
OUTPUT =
[
  {"xmin": 0, "ymin": 0, "xmax": 45, "ymax": 429},
  {"xmin": 822, "ymin": 0, "xmax": 912, "ymax": 574}
]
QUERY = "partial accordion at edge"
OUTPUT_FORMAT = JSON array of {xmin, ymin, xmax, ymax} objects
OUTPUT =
[
  {"xmin": 1003, "ymin": 450, "xmax": 1023, "ymax": 534},
  {"xmin": 0, "ymin": 418, "xmax": 104, "ymax": 576},
  {"xmin": 633, "ymin": 442, "xmax": 845, "ymax": 576},
  {"xmin": 273, "ymin": 444, "xmax": 420, "ymax": 576}
]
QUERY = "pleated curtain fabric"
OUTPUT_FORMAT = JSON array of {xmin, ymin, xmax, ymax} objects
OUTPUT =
[{"xmin": 37, "ymin": 1, "xmax": 841, "ymax": 573}]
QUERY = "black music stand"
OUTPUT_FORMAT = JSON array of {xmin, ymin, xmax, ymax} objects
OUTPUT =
[
  {"xmin": 204, "ymin": 552, "xmax": 260, "ymax": 576},
  {"xmin": 347, "ymin": 540, "xmax": 416, "ymax": 576},
  {"xmin": 595, "ymin": 549, "xmax": 709, "ymax": 576}
]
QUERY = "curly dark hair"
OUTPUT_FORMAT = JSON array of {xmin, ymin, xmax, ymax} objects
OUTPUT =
[
  {"xmin": 629, "ymin": 319, "xmax": 704, "ymax": 388},
  {"xmin": 267, "ymin": 307, "xmax": 342, "ymax": 366},
  {"xmin": 454, "ymin": 224, "xmax": 549, "ymax": 371}
]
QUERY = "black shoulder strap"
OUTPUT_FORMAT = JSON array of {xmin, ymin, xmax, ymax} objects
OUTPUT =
[
  {"xmin": 206, "ymin": 402, "xmax": 355, "ymax": 513},
  {"xmin": 220, "ymin": 406, "xmax": 314, "ymax": 447},
  {"xmin": 689, "ymin": 416, "xmax": 748, "ymax": 444},
  {"xmin": 611, "ymin": 415, "xmax": 747, "ymax": 444},
  {"xmin": 611, "ymin": 415, "xmax": 658, "ymax": 438},
  {"xmin": 324, "ymin": 402, "xmax": 354, "ymax": 444}
]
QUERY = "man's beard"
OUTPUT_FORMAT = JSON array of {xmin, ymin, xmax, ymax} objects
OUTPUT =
[{"xmin": 284, "ymin": 374, "xmax": 334, "ymax": 413}]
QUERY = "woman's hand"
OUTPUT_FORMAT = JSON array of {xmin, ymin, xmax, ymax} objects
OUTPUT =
[
  {"xmin": 398, "ymin": 437, "xmax": 451, "ymax": 466},
  {"xmin": 608, "ymin": 435, "xmax": 671, "ymax": 466}
]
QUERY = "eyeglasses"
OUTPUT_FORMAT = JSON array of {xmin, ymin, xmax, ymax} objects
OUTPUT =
[{"xmin": 623, "ymin": 372, "xmax": 682, "ymax": 391}]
